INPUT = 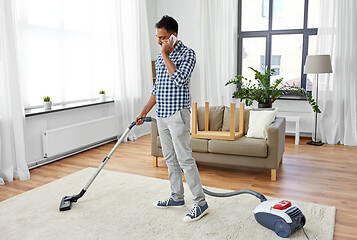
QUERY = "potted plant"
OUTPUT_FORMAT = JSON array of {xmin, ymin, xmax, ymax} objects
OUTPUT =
[
  {"xmin": 43, "ymin": 96, "xmax": 52, "ymax": 110},
  {"xmin": 225, "ymin": 67, "xmax": 320, "ymax": 113},
  {"xmin": 99, "ymin": 90, "xmax": 106, "ymax": 101}
]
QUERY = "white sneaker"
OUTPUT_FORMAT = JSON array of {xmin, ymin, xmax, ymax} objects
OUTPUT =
[
  {"xmin": 153, "ymin": 197, "xmax": 185, "ymax": 208},
  {"xmin": 183, "ymin": 202, "xmax": 209, "ymax": 223}
]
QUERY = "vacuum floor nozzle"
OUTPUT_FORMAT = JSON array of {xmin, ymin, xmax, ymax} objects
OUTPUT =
[
  {"xmin": 59, "ymin": 196, "xmax": 73, "ymax": 211},
  {"xmin": 59, "ymin": 189, "xmax": 86, "ymax": 211}
]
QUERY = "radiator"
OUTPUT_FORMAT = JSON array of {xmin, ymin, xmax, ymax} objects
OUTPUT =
[{"xmin": 43, "ymin": 116, "xmax": 117, "ymax": 158}]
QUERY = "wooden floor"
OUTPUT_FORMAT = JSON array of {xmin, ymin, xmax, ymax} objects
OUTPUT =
[{"xmin": 1, "ymin": 135, "xmax": 357, "ymax": 239}]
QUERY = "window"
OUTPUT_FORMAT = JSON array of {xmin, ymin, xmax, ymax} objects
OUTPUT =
[
  {"xmin": 262, "ymin": 0, "xmax": 283, "ymax": 18},
  {"xmin": 18, "ymin": 0, "xmax": 113, "ymax": 107},
  {"xmin": 261, "ymin": 55, "xmax": 281, "ymax": 75},
  {"xmin": 238, "ymin": 0, "xmax": 319, "ymax": 90},
  {"xmin": 271, "ymin": 55, "xmax": 282, "ymax": 75}
]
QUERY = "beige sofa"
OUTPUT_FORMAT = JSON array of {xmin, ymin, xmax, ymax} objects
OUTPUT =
[{"xmin": 151, "ymin": 106, "xmax": 286, "ymax": 181}]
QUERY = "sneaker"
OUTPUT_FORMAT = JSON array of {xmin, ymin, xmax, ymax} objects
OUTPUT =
[
  {"xmin": 153, "ymin": 197, "xmax": 185, "ymax": 208},
  {"xmin": 183, "ymin": 202, "xmax": 209, "ymax": 223}
]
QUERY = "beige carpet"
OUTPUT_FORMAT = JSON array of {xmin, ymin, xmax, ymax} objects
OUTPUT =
[{"xmin": 0, "ymin": 168, "xmax": 335, "ymax": 240}]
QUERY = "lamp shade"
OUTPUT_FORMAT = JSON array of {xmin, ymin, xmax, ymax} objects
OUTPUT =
[{"xmin": 304, "ymin": 55, "xmax": 333, "ymax": 74}]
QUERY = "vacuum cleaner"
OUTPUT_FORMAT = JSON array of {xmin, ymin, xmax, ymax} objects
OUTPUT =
[
  {"xmin": 59, "ymin": 117, "xmax": 306, "ymax": 238},
  {"xmin": 59, "ymin": 117, "xmax": 156, "ymax": 212},
  {"xmin": 203, "ymin": 188, "xmax": 306, "ymax": 238}
]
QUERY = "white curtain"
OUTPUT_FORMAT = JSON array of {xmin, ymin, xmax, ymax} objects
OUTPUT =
[
  {"xmin": 0, "ymin": 0, "xmax": 30, "ymax": 185},
  {"xmin": 198, "ymin": 0, "xmax": 238, "ymax": 106},
  {"xmin": 18, "ymin": 0, "xmax": 115, "ymax": 107},
  {"xmin": 110, "ymin": 0, "xmax": 153, "ymax": 140},
  {"xmin": 316, "ymin": 0, "xmax": 357, "ymax": 145}
]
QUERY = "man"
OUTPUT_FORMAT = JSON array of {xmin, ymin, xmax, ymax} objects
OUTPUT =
[{"xmin": 136, "ymin": 15, "xmax": 208, "ymax": 222}]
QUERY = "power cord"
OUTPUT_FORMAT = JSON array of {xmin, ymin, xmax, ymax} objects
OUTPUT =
[{"xmin": 302, "ymin": 227, "xmax": 310, "ymax": 240}]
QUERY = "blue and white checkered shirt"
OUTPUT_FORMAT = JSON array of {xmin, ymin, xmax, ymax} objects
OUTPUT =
[{"xmin": 151, "ymin": 40, "xmax": 196, "ymax": 118}]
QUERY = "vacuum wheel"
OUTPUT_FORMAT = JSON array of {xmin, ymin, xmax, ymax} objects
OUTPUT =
[{"xmin": 274, "ymin": 219, "xmax": 291, "ymax": 238}]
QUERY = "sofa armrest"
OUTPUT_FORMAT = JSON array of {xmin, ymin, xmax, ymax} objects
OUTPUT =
[
  {"xmin": 266, "ymin": 117, "xmax": 286, "ymax": 169},
  {"xmin": 151, "ymin": 122, "xmax": 162, "ymax": 158}
]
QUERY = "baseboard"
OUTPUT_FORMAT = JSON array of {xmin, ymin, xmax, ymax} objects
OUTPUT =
[
  {"xmin": 285, "ymin": 132, "xmax": 312, "ymax": 138},
  {"xmin": 28, "ymin": 136, "xmax": 117, "ymax": 169}
]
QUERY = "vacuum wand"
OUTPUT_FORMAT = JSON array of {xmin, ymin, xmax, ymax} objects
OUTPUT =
[{"xmin": 59, "ymin": 117, "xmax": 156, "ymax": 211}]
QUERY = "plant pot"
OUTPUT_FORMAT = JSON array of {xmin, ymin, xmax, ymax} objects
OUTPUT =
[
  {"xmin": 44, "ymin": 101, "xmax": 52, "ymax": 110},
  {"xmin": 258, "ymin": 103, "xmax": 272, "ymax": 108},
  {"xmin": 99, "ymin": 93, "xmax": 106, "ymax": 101}
]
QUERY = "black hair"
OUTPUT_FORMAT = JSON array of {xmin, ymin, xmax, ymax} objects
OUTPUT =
[{"xmin": 155, "ymin": 15, "xmax": 178, "ymax": 34}]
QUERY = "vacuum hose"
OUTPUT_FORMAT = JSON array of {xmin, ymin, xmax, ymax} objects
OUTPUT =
[{"xmin": 202, "ymin": 188, "xmax": 267, "ymax": 202}]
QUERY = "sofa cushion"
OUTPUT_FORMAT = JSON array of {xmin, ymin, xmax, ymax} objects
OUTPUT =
[
  {"xmin": 197, "ymin": 106, "xmax": 225, "ymax": 131},
  {"xmin": 222, "ymin": 107, "xmax": 251, "ymax": 134},
  {"xmin": 156, "ymin": 136, "xmax": 208, "ymax": 153},
  {"xmin": 190, "ymin": 138, "xmax": 209, "ymax": 153},
  {"xmin": 208, "ymin": 137, "xmax": 267, "ymax": 157},
  {"xmin": 246, "ymin": 108, "xmax": 277, "ymax": 139},
  {"xmin": 222, "ymin": 106, "xmax": 239, "ymax": 131}
]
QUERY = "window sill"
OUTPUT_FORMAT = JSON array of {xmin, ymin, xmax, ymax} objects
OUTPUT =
[
  {"xmin": 277, "ymin": 95, "xmax": 308, "ymax": 101},
  {"xmin": 25, "ymin": 98, "xmax": 115, "ymax": 117}
]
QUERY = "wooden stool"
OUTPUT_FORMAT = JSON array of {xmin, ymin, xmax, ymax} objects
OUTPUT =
[{"xmin": 191, "ymin": 102, "xmax": 245, "ymax": 140}]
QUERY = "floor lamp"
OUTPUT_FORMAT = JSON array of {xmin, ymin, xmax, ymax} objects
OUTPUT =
[{"xmin": 304, "ymin": 55, "xmax": 332, "ymax": 146}]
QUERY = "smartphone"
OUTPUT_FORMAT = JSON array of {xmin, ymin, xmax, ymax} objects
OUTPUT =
[{"xmin": 169, "ymin": 34, "xmax": 178, "ymax": 45}]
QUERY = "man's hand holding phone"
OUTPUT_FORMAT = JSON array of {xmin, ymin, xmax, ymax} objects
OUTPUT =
[{"xmin": 161, "ymin": 34, "xmax": 177, "ymax": 55}]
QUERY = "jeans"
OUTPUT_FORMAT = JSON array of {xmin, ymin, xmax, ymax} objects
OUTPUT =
[{"xmin": 157, "ymin": 109, "xmax": 206, "ymax": 206}]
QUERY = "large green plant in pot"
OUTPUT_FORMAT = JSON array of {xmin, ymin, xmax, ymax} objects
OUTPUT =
[{"xmin": 225, "ymin": 67, "xmax": 320, "ymax": 113}]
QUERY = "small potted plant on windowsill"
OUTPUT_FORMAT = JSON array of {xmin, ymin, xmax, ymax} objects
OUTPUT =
[
  {"xmin": 43, "ymin": 96, "xmax": 52, "ymax": 110},
  {"xmin": 225, "ymin": 67, "xmax": 321, "ymax": 113},
  {"xmin": 99, "ymin": 90, "xmax": 106, "ymax": 102}
]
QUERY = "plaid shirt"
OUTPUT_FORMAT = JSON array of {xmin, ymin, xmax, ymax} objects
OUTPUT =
[{"xmin": 151, "ymin": 40, "xmax": 196, "ymax": 118}]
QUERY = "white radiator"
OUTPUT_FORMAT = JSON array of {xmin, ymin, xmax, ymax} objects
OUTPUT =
[{"xmin": 43, "ymin": 116, "xmax": 117, "ymax": 158}]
